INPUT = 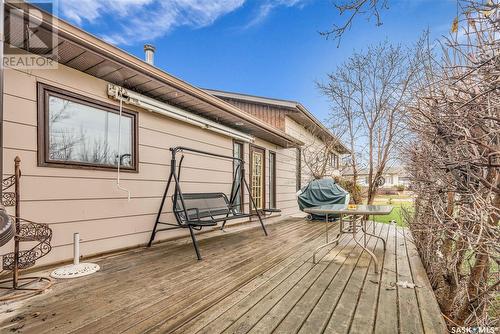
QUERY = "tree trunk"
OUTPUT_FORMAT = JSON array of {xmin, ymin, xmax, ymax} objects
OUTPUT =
[{"xmin": 456, "ymin": 252, "xmax": 489, "ymax": 325}]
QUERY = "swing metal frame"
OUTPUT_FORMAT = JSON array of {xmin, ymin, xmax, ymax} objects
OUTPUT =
[{"xmin": 147, "ymin": 146, "xmax": 270, "ymax": 260}]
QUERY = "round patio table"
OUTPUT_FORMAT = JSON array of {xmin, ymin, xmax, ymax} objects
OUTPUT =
[{"xmin": 304, "ymin": 204, "xmax": 393, "ymax": 273}]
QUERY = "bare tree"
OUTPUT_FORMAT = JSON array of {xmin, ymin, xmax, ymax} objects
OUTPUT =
[
  {"xmin": 324, "ymin": 75, "xmax": 361, "ymax": 186},
  {"xmin": 321, "ymin": 0, "xmax": 388, "ymax": 45},
  {"xmin": 319, "ymin": 40, "xmax": 422, "ymax": 203},
  {"xmin": 404, "ymin": 0, "xmax": 499, "ymax": 328},
  {"xmin": 300, "ymin": 126, "xmax": 341, "ymax": 181},
  {"xmin": 79, "ymin": 136, "xmax": 111, "ymax": 165},
  {"xmin": 48, "ymin": 100, "xmax": 82, "ymax": 161}
]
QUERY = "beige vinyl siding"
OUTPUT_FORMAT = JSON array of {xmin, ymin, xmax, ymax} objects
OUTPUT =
[
  {"xmin": 1, "ymin": 62, "xmax": 301, "ymax": 267},
  {"xmin": 285, "ymin": 117, "xmax": 340, "ymax": 186}
]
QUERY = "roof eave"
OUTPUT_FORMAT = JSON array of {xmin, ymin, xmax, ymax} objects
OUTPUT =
[
  {"xmin": 9, "ymin": 1, "xmax": 301, "ymax": 148},
  {"xmin": 294, "ymin": 104, "xmax": 350, "ymax": 154},
  {"xmin": 202, "ymin": 89, "xmax": 350, "ymax": 154}
]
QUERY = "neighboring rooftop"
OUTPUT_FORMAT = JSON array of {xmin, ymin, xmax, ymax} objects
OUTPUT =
[{"xmin": 204, "ymin": 89, "xmax": 350, "ymax": 154}]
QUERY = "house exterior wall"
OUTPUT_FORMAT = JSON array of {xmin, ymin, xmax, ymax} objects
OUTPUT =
[
  {"xmin": 216, "ymin": 98, "xmax": 287, "ymax": 131},
  {"xmin": 1, "ymin": 62, "xmax": 302, "ymax": 267},
  {"xmin": 215, "ymin": 98, "xmax": 342, "ymax": 189},
  {"xmin": 284, "ymin": 117, "xmax": 340, "ymax": 187}
]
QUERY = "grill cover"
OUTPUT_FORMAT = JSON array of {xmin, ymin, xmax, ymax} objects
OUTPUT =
[
  {"xmin": 0, "ymin": 210, "xmax": 14, "ymax": 247},
  {"xmin": 297, "ymin": 178, "xmax": 349, "ymax": 220}
]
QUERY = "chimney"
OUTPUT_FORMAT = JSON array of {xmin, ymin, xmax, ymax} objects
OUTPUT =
[{"xmin": 144, "ymin": 44, "xmax": 156, "ymax": 65}]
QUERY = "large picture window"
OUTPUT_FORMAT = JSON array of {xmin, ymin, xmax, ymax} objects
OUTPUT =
[{"xmin": 38, "ymin": 83, "xmax": 138, "ymax": 171}]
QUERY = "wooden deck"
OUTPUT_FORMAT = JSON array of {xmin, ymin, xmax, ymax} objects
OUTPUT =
[{"xmin": 0, "ymin": 219, "xmax": 447, "ymax": 334}]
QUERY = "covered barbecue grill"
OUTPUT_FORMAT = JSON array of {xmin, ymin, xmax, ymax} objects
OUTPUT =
[{"xmin": 297, "ymin": 178, "xmax": 350, "ymax": 220}]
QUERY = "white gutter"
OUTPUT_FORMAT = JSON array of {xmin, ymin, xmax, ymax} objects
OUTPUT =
[{"xmin": 107, "ymin": 84, "xmax": 255, "ymax": 143}]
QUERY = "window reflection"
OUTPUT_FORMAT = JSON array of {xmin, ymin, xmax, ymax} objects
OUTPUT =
[
  {"xmin": 48, "ymin": 95, "xmax": 133, "ymax": 168},
  {"xmin": 233, "ymin": 141, "xmax": 244, "ymax": 212}
]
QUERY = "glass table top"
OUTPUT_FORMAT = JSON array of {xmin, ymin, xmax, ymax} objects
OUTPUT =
[{"xmin": 304, "ymin": 204, "xmax": 393, "ymax": 215}]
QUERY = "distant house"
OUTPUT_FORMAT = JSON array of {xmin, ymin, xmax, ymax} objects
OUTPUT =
[{"xmin": 346, "ymin": 167, "xmax": 410, "ymax": 188}]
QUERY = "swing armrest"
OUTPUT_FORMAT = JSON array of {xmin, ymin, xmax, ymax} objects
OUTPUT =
[
  {"xmin": 254, "ymin": 208, "xmax": 281, "ymax": 216},
  {"xmin": 185, "ymin": 208, "xmax": 201, "ymax": 223},
  {"xmin": 262, "ymin": 208, "xmax": 281, "ymax": 213},
  {"xmin": 174, "ymin": 207, "xmax": 201, "ymax": 225}
]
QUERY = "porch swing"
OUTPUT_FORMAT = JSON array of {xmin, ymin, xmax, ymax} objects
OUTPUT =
[{"xmin": 148, "ymin": 146, "xmax": 277, "ymax": 260}]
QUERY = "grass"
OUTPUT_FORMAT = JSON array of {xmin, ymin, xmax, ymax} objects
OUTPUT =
[
  {"xmin": 371, "ymin": 203, "xmax": 412, "ymax": 227},
  {"xmin": 374, "ymin": 193, "xmax": 413, "ymax": 200},
  {"xmin": 367, "ymin": 195, "xmax": 414, "ymax": 227}
]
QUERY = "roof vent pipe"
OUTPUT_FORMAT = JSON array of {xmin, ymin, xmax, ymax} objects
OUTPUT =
[{"xmin": 144, "ymin": 44, "xmax": 156, "ymax": 65}]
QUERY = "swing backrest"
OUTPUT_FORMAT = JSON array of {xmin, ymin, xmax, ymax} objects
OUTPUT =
[{"xmin": 173, "ymin": 192, "xmax": 236, "ymax": 224}]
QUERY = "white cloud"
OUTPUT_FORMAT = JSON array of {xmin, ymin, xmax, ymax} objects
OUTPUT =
[
  {"xmin": 60, "ymin": 0, "xmax": 154, "ymax": 25},
  {"xmin": 59, "ymin": 0, "xmax": 245, "ymax": 45},
  {"xmin": 245, "ymin": 0, "xmax": 309, "ymax": 28}
]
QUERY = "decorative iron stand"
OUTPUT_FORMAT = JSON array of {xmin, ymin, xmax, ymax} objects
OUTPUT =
[{"xmin": 0, "ymin": 157, "xmax": 53, "ymax": 301}]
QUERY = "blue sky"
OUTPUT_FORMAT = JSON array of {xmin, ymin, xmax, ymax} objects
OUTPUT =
[{"xmin": 55, "ymin": 0, "xmax": 457, "ymax": 122}]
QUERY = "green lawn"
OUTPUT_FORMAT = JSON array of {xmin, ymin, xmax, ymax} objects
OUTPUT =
[
  {"xmin": 368, "ymin": 196, "xmax": 414, "ymax": 227},
  {"xmin": 374, "ymin": 194, "xmax": 413, "ymax": 201}
]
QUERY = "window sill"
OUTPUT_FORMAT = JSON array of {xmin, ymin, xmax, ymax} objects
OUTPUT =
[{"xmin": 38, "ymin": 161, "xmax": 139, "ymax": 173}]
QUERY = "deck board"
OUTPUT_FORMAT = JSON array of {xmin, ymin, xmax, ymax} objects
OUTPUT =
[
  {"xmin": 249, "ymin": 226, "xmax": 377, "ymax": 334},
  {"xmin": 348, "ymin": 222, "xmax": 391, "ymax": 333},
  {"xmin": 396, "ymin": 227, "xmax": 425, "ymax": 334},
  {"xmin": 374, "ymin": 223, "xmax": 400, "ymax": 334},
  {"xmin": 0, "ymin": 219, "xmax": 446, "ymax": 334},
  {"xmin": 403, "ymin": 228, "xmax": 448, "ymax": 333},
  {"xmin": 323, "ymin": 223, "xmax": 387, "ymax": 334}
]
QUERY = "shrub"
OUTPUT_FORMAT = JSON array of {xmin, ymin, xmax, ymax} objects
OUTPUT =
[{"xmin": 334, "ymin": 177, "xmax": 362, "ymax": 204}]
